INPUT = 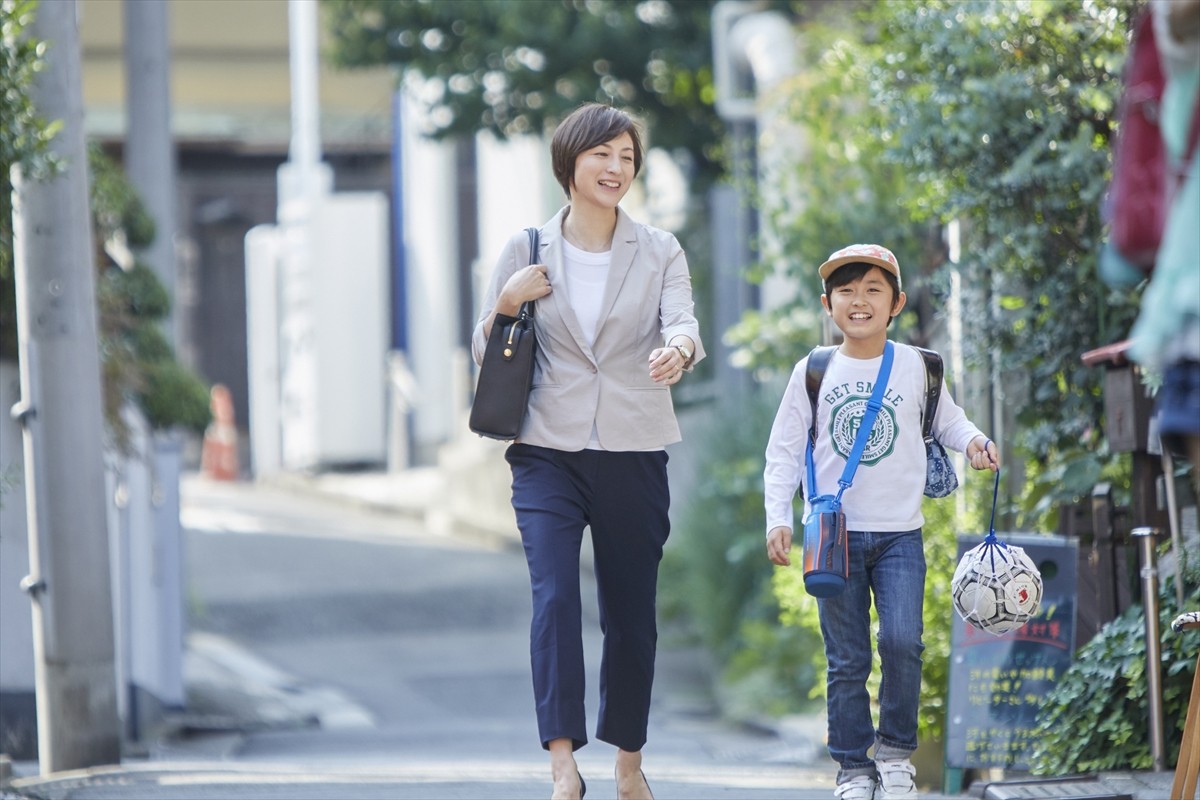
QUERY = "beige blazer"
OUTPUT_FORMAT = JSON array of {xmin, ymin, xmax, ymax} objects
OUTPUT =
[{"xmin": 472, "ymin": 206, "xmax": 705, "ymax": 451}]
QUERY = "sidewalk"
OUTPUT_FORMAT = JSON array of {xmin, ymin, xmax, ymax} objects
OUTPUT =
[{"xmin": 2, "ymin": 468, "xmax": 1185, "ymax": 800}]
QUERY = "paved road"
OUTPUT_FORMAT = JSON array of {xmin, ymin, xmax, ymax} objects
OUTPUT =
[
  {"xmin": 6, "ymin": 476, "xmax": 1176, "ymax": 799},
  {"xmin": 169, "ymin": 476, "xmax": 838, "ymax": 799}
]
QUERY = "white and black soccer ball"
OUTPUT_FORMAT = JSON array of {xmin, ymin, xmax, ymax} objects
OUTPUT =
[{"xmin": 951, "ymin": 541, "xmax": 1043, "ymax": 635}]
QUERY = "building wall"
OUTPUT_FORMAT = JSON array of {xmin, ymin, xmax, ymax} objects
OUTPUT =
[
  {"xmin": 78, "ymin": 0, "xmax": 397, "ymax": 464},
  {"xmin": 80, "ymin": 0, "xmax": 394, "ymax": 151}
]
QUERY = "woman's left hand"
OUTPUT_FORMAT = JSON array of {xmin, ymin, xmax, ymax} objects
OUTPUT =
[{"xmin": 648, "ymin": 346, "xmax": 686, "ymax": 384}]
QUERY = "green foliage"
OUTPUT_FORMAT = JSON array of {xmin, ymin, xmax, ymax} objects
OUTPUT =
[
  {"xmin": 660, "ymin": 399, "xmax": 823, "ymax": 717},
  {"xmin": 865, "ymin": 0, "xmax": 1142, "ymax": 507},
  {"xmin": 1027, "ymin": 564, "xmax": 1200, "ymax": 773},
  {"xmin": 102, "ymin": 258, "xmax": 171, "ymax": 321},
  {"xmin": 323, "ymin": 0, "xmax": 738, "ymax": 190},
  {"xmin": 0, "ymin": 462, "xmax": 22, "ymax": 513},
  {"xmin": 1, "ymin": 5, "xmax": 203, "ymax": 439},
  {"xmin": 137, "ymin": 360, "xmax": 212, "ymax": 433},
  {"xmin": 96, "ymin": 257, "xmax": 211, "ymax": 441},
  {"xmin": 738, "ymin": 0, "xmax": 1143, "ymax": 520},
  {"xmin": 726, "ymin": 12, "xmax": 943, "ymax": 374},
  {"xmin": 89, "ymin": 141, "xmax": 156, "ymax": 248},
  {"xmin": 1, "ymin": 0, "xmax": 60, "ymax": 360},
  {"xmin": 88, "ymin": 147, "xmax": 211, "ymax": 441}
]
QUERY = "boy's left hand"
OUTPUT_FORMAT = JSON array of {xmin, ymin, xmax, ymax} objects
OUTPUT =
[{"xmin": 967, "ymin": 437, "xmax": 999, "ymax": 472}]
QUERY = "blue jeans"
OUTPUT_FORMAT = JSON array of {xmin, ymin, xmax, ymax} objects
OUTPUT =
[{"xmin": 818, "ymin": 528, "xmax": 925, "ymax": 782}]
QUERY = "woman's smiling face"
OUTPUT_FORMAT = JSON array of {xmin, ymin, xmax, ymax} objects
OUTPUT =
[{"xmin": 570, "ymin": 132, "xmax": 635, "ymax": 210}]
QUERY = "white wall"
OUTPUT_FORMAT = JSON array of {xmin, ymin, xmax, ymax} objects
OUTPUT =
[{"xmin": 400, "ymin": 92, "xmax": 471, "ymax": 457}]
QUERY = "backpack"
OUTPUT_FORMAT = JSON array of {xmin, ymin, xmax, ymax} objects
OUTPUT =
[{"xmin": 805, "ymin": 344, "xmax": 956, "ymax": 498}]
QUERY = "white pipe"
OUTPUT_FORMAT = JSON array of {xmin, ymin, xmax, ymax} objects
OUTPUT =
[
  {"xmin": 713, "ymin": 2, "xmax": 794, "ymax": 122},
  {"xmin": 712, "ymin": 2, "xmax": 798, "ymax": 313},
  {"xmin": 288, "ymin": 0, "xmax": 321, "ymax": 193}
]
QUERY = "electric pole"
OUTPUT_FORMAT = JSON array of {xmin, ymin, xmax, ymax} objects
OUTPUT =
[
  {"xmin": 123, "ymin": 0, "xmax": 177, "ymax": 348},
  {"xmin": 11, "ymin": 0, "xmax": 121, "ymax": 772}
]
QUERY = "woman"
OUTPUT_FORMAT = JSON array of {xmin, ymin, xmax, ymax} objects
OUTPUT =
[{"xmin": 472, "ymin": 103, "xmax": 704, "ymax": 800}]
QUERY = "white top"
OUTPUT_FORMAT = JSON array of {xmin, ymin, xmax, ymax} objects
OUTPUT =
[
  {"xmin": 764, "ymin": 343, "xmax": 985, "ymax": 535},
  {"xmin": 562, "ymin": 238, "xmax": 612, "ymax": 449},
  {"xmin": 561, "ymin": 239, "xmax": 611, "ymax": 346}
]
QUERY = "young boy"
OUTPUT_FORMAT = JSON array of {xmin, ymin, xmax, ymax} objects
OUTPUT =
[{"xmin": 763, "ymin": 244, "xmax": 999, "ymax": 800}]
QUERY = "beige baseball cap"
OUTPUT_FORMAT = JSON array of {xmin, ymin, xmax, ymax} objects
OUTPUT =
[{"xmin": 819, "ymin": 243, "xmax": 902, "ymax": 289}]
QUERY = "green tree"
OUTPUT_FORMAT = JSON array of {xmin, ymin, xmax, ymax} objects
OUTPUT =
[
  {"xmin": 738, "ymin": 0, "xmax": 1141, "ymax": 518},
  {"xmin": 1, "ymin": 0, "xmax": 60, "ymax": 360},
  {"xmin": 865, "ymin": 0, "xmax": 1142, "ymax": 513},
  {"xmin": 723, "ymin": 0, "xmax": 1143, "ymax": 743},
  {"xmin": 89, "ymin": 144, "xmax": 211, "ymax": 443},
  {"xmin": 2, "ymin": 1, "xmax": 209, "ymax": 441},
  {"xmin": 323, "ymin": 0, "xmax": 730, "ymax": 189}
]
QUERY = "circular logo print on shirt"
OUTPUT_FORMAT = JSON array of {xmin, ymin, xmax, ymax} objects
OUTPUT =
[{"xmin": 828, "ymin": 396, "xmax": 897, "ymax": 466}]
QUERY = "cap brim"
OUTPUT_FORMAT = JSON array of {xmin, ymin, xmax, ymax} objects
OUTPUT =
[{"xmin": 819, "ymin": 255, "xmax": 902, "ymax": 286}]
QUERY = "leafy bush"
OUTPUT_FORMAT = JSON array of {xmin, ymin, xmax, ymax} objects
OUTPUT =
[
  {"xmin": 1027, "ymin": 563, "xmax": 1200, "ymax": 773},
  {"xmin": 138, "ymin": 360, "xmax": 212, "ymax": 433},
  {"xmin": 660, "ymin": 398, "xmax": 824, "ymax": 718},
  {"xmin": 89, "ymin": 146, "xmax": 211, "ymax": 442}
]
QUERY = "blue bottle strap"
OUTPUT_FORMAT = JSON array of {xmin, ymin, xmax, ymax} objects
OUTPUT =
[
  {"xmin": 835, "ymin": 341, "xmax": 893, "ymax": 501},
  {"xmin": 805, "ymin": 341, "xmax": 894, "ymax": 503}
]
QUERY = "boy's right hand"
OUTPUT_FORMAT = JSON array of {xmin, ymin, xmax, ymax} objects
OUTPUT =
[{"xmin": 767, "ymin": 526, "xmax": 793, "ymax": 566}]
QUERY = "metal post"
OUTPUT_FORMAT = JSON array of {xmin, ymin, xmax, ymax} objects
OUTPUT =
[
  {"xmin": 1131, "ymin": 526, "xmax": 1166, "ymax": 772},
  {"xmin": 12, "ymin": 0, "xmax": 121, "ymax": 772},
  {"xmin": 1157, "ymin": 441, "xmax": 1187, "ymax": 609}
]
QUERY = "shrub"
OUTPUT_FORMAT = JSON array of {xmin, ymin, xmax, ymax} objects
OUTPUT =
[
  {"xmin": 89, "ymin": 146, "xmax": 211, "ymax": 442},
  {"xmin": 1027, "ymin": 562, "xmax": 1200, "ymax": 773},
  {"xmin": 660, "ymin": 397, "xmax": 824, "ymax": 718}
]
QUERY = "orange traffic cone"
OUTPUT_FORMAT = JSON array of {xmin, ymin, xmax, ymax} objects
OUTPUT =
[{"xmin": 201, "ymin": 384, "xmax": 239, "ymax": 481}]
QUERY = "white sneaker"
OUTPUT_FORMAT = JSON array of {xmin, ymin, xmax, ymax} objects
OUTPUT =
[
  {"xmin": 876, "ymin": 758, "xmax": 917, "ymax": 799},
  {"xmin": 834, "ymin": 774, "xmax": 876, "ymax": 800}
]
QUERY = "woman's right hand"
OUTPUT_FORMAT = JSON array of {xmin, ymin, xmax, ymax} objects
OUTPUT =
[{"xmin": 497, "ymin": 264, "xmax": 552, "ymax": 315}]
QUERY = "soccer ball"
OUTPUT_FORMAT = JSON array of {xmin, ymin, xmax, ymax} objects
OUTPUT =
[{"xmin": 951, "ymin": 541, "xmax": 1043, "ymax": 635}]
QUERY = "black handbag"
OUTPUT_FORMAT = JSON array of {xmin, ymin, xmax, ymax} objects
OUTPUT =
[{"xmin": 468, "ymin": 227, "xmax": 540, "ymax": 440}]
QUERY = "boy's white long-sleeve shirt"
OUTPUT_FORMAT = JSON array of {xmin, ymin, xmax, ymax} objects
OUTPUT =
[{"xmin": 764, "ymin": 343, "xmax": 985, "ymax": 536}]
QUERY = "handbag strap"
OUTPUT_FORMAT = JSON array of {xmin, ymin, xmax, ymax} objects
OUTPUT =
[
  {"xmin": 805, "ymin": 341, "xmax": 895, "ymax": 504},
  {"xmin": 519, "ymin": 226, "xmax": 541, "ymax": 320}
]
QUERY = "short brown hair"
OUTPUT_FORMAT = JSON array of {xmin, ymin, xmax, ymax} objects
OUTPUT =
[{"xmin": 550, "ymin": 103, "xmax": 644, "ymax": 198}]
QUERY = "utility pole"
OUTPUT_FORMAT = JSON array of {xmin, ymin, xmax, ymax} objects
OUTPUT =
[
  {"xmin": 11, "ymin": 0, "xmax": 121, "ymax": 772},
  {"xmin": 123, "ymin": 0, "xmax": 178, "ymax": 348}
]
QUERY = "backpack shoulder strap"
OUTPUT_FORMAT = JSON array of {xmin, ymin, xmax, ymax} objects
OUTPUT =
[
  {"xmin": 913, "ymin": 346, "xmax": 943, "ymax": 438},
  {"xmin": 805, "ymin": 346, "xmax": 837, "ymax": 438}
]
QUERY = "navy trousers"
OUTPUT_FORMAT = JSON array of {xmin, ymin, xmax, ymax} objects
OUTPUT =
[{"xmin": 505, "ymin": 443, "xmax": 671, "ymax": 752}]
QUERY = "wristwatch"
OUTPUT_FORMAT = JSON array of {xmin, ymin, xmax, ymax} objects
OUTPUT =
[{"xmin": 674, "ymin": 343, "xmax": 693, "ymax": 367}]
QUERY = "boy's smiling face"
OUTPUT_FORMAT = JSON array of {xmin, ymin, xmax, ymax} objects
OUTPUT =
[{"xmin": 821, "ymin": 265, "xmax": 906, "ymax": 354}]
